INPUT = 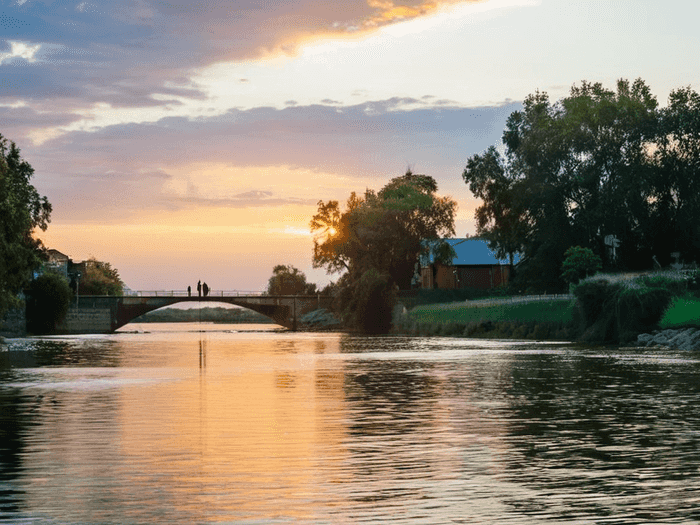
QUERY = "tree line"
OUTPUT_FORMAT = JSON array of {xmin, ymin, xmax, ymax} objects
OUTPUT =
[
  {"xmin": 1, "ymin": 133, "xmax": 124, "ymax": 333},
  {"xmin": 463, "ymin": 79, "xmax": 700, "ymax": 292},
  {"xmin": 304, "ymin": 78, "xmax": 700, "ymax": 329}
]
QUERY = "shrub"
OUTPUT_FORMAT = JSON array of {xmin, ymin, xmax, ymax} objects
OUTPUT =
[
  {"xmin": 352, "ymin": 269, "xmax": 397, "ymax": 334},
  {"xmin": 616, "ymin": 286, "xmax": 673, "ymax": 339},
  {"xmin": 572, "ymin": 279, "xmax": 621, "ymax": 328},
  {"xmin": 26, "ymin": 273, "xmax": 72, "ymax": 334},
  {"xmin": 561, "ymin": 246, "xmax": 603, "ymax": 285}
]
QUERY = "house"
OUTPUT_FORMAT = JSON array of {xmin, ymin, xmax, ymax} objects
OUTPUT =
[
  {"xmin": 419, "ymin": 238, "xmax": 520, "ymax": 290},
  {"xmin": 45, "ymin": 249, "xmax": 71, "ymax": 279}
]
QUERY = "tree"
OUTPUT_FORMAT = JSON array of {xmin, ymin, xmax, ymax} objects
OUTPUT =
[
  {"xmin": 79, "ymin": 257, "xmax": 124, "ymax": 296},
  {"xmin": 25, "ymin": 272, "xmax": 71, "ymax": 334},
  {"xmin": 561, "ymin": 246, "xmax": 602, "ymax": 285},
  {"xmin": 462, "ymin": 146, "xmax": 529, "ymax": 267},
  {"xmin": 311, "ymin": 170, "xmax": 457, "ymax": 290},
  {"xmin": 652, "ymin": 86, "xmax": 700, "ymax": 265},
  {"xmin": 266, "ymin": 264, "xmax": 315, "ymax": 295},
  {"xmin": 463, "ymin": 79, "xmax": 699, "ymax": 292},
  {"xmin": 0, "ymin": 134, "xmax": 52, "ymax": 317},
  {"xmin": 310, "ymin": 170, "xmax": 457, "ymax": 331}
]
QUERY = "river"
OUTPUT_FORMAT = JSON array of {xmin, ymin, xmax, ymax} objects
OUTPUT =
[{"xmin": 1, "ymin": 323, "xmax": 700, "ymax": 524}]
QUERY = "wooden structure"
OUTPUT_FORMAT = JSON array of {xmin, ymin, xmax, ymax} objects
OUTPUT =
[{"xmin": 420, "ymin": 239, "xmax": 519, "ymax": 290}]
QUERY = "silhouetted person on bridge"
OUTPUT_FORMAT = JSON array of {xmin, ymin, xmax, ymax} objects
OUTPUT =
[
  {"xmin": 197, "ymin": 280, "xmax": 202, "ymax": 297},
  {"xmin": 203, "ymin": 282, "xmax": 209, "ymax": 297},
  {"xmin": 187, "ymin": 285, "xmax": 191, "ymax": 297}
]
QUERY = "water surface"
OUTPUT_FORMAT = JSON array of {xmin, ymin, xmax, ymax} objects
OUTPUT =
[{"xmin": 2, "ymin": 323, "xmax": 700, "ymax": 523}]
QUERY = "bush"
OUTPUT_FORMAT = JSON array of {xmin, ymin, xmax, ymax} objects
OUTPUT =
[
  {"xmin": 572, "ymin": 274, "xmax": 677, "ymax": 343},
  {"xmin": 348, "ymin": 269, "xmax": 396, "ymax": 334},
  {"xmin": 561, "ymin": 246, "xmax": 602, "ymax": 285},
  {"xmin": 572, "ymin": 279, "xmax": 621, "ymax": 328},
  {"xmin": 26, "ymin": 273, "xmax": 72, "ymax": 334},
  {"xmin": 616, "ymin": 286, "xmax": 673, "ymax": 340}
]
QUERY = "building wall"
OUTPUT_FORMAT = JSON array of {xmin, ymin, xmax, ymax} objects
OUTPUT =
[{"xmin": 422, "ymin": 264, "xmax": 511, "ymax": 290}]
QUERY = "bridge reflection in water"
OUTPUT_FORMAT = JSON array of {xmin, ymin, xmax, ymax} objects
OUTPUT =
[{"xmin": 59, "ymin": 292, "xmax": 332, "ymax": 334}]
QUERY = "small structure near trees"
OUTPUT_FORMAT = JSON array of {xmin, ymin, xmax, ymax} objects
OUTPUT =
[{"xmin": 419, "ymin": 238, "xmax": 520, "ymax": 290}]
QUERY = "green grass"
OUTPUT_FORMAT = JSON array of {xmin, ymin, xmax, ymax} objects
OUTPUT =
[
  {"xmin": 658, "ymin": 295, "xmax": 700, "ymax": 329},
  {"xmin": 406, "ymin": 298, "xmax": 576, "ymax": 325}
]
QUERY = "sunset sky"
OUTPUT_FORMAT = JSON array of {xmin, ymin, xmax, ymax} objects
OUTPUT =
[{"xmin": 3, "ymin": 0, "xmax": 700, "ymax": 292}]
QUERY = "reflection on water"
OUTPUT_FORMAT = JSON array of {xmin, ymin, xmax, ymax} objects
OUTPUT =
[{"xmin": 2, "ymin": 324, "xmax": 700, "ymax": 523}]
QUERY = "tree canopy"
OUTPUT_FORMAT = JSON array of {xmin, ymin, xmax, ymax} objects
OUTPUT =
[
  {"xmin": 463, "ymin": 79, "xmax": 700, "ymax": 291},
  {"xmin": 266, "ymin": 264, "xmax": 316, "ymax": 295},
  {"xmin": 78, "ymin": 257, "xmax": 124, "ymax": 296},
  {"xmin": 310, "ymin": 170, "xmax": 456, "ymax": 331},
  {"xmin": 561, "ymin": 246, "xmax": 602, "ymax": 285},
  {"xmin": 0, "ymin": 134, "xmax": 52, "ymax": 316},
  {"xmin": 311, "ymin": 170, "xmax": 457, "ymax": 291}
]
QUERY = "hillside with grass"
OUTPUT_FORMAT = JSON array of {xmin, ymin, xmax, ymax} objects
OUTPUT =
[{"xmin": 395, "ymin": 271, "xmax": 700, "ymax": 344}]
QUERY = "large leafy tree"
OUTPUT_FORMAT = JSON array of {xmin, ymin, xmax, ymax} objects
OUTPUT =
[
  {"xmin": 463, "ymin": 79, "xmax": 699, "ymax": 292},
  {"xmin": 0, "ymin": 134, "xmax": 52, "ymax": 316},
  {"xmin": 311, "ymin": 170, "xmax": 457, "ymax": 290},
  {"xmin": 311, "ymin": 171, "xmax": 456, "ymax": 331},
  {"xmin": 652, "ymin": 86, "xmax": 700, "ymax": 264}
]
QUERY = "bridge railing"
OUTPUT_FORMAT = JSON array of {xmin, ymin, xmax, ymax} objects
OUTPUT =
[{"xmin": 129, "ymin": 290, "xmax": 267, "ymax": 297}]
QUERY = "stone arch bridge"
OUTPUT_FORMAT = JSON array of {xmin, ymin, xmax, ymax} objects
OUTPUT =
[{"xmin": 57, "ymin": 293, "xmax": 333, "ymax": 334}]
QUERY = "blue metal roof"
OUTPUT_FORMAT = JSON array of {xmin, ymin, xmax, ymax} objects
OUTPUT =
[{"xmin": 422, "ymin": 239, "xmax": 520, "ymax": 266}]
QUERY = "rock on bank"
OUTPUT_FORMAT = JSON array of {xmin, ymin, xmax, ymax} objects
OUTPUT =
[{"xmin": 637, "ymin": 328, "xmax": 700, "ymax": 351}]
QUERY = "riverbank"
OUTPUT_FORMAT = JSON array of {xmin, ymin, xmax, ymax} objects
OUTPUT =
[{"xmin": 394, "ymin": 296, "xmax": 576, "ymax": 340}]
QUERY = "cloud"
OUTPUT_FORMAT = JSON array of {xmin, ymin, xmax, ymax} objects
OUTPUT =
[
  {"xmin": 22, "ymin": 97, "xmax": 517, "ymax": 226},
  {"xmin": 0, "ymin": 0, "xmax": 479, "ymax": 108},
  {"xmin": 0, "ymin": 40, "xmax": 41, "ymax": 64}
]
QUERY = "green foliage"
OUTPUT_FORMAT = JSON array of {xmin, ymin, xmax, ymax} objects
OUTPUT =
[
  {"xmin": 399, "ymin": 286, "xmax": 507, "ymax": 309},
  {"xmin": 79, "ymin": 257, "xmax": 124, "ymax": 296},
  {"xmin": 561, "ymin": 246, "xmax": 602, "ymax": 285},
  {"xmin": 341, "ymin": 269, "xmax": 396, "ymax": 334},
  {"xmin": 0, "ymin": 134, "xmax": 52, "ymax": 317},
  {"xmin": 311, "ymin": 170, "xmax": 457, "ymax": 331},
  {"xmin": 571, "ymin": 279, "xmax": 620, "ymax": 328},
  {"xmin": 394, "ymin": 298, "xmax": 575, "ymax": 340},
  {"xmin": 404, "ymin": 298, "xmax": 575, "ymax": 325},
  {"xmin": 638, "ymin": 272, "xmax": 688, "ymax": 295},
  {"xmin": 25, "ymin": 273, "xmax": 71, "ymax": 334},
  {"xmin": 616, "ymin": 286, "xmax": 673, "ymax": 341},
  {"xmin": 463, "ymin": 79, "xmax": 700, "ymax": 291},
  {"xmin": 266, "ymin": 264, "xmax": 316, "ymax": 295},
  {"xmin": 311, "ymin": 170, "xmax": 456, "ymax": 290},
  {"xmin": 572, "ymin": 274, "xmax": 676, "ymax": 343}
]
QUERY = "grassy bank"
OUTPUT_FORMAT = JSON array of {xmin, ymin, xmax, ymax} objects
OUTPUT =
[
  {"xmin": 396, "ymin": 271, "xmax": 700, "ymax": 343},
  {"xmin": 658, "ymin": 295, "xmax": 700, "ymax": 329},
  {"xmin": 395, "ymin": 297, "xmax": 576, "ymax": 339}
]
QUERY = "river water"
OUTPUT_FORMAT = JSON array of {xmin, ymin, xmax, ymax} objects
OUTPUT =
[{"xmin": 1, "ymin": 323, "xmax": 700, "ymax": 524}]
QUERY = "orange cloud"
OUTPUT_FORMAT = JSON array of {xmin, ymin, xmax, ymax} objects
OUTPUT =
[
  {"xmin": 254, "ymin": 0, "xmax": 480, "ymax": 61},
  {"xmin": 363, "ymin": 1, "xmax": 438, "ymax": 26}
]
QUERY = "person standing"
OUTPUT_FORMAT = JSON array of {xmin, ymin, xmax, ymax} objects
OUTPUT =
[
  {"xmin": 203, "ymin": 282, "xmax": 209, "ymax": 297},
  {"xmin": 197, "ymin": 280, "xmax": 202, "ymax": 297},
  {"xmin": 187, "ymin": 285, "xmax": 191, "ymax": 297}
]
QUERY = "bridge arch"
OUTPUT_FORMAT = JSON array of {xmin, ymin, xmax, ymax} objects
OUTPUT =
[
  {"xmin": 58, "ymin": 294, "xmax": 333, "ymax": 334},
  {"xmin": 116, "ymin": 296, "xmax": 296, "ymax": 330}
]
